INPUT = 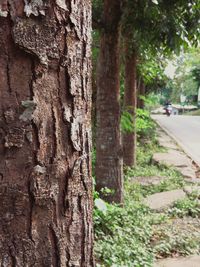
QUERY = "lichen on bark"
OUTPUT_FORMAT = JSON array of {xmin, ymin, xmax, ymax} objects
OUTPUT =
[
  {"xmin": 13, "ymin": 17, "xmax": 60, "ymax": 65},
  {"xmin": 0, "ymin": 1, "xmax": 8, "ymax": 17},
  {"xmin": 24, "ymin": 0, "xmax": 48, "ymax": 17}
]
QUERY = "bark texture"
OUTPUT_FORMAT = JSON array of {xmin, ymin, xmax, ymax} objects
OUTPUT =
[
  {"xmin": 0, "ymin": 1, "xmax": 94, "ymax": 266},
  {"xmin": 123, "ymin": 49, "xmax": 137, "ymax": 167},
  {"xmin": 95, "ymin": 0, "xmax": 123, "ymax": 203}
]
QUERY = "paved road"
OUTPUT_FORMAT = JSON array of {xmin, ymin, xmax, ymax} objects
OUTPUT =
[{"xmin": 152, "ymin": 115, "xmax": 200, "ymax": 167}]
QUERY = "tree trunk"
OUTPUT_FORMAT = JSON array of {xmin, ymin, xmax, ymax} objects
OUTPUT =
[
  {"xmin": 95, "ymin": 0, "xmax": 123, "ymax": 203},
  {"xmin": 0, "ymin": 1, "xmax": 94, "ymax": 266},
  {"xmin": 123, "ymin": 49, "xmax": 137, "ymax": 167},
  {"xmin": 137, "ymin": 79, "xmax": 145, "ymax": 109}
]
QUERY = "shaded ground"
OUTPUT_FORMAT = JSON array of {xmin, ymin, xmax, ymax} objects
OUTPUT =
[{"xmin": 152, "ymin": 217, "xmax": 200, "ymax": 258}]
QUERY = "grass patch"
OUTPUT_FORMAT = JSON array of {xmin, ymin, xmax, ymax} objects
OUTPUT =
[{"xmin": 168, "ymin": 196, "xmax": 200, "ymax": 218}]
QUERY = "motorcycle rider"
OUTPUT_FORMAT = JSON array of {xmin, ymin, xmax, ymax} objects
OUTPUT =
[{"xmin": 164, "ymin": 101, "xmax": 172, "ymax": 116}]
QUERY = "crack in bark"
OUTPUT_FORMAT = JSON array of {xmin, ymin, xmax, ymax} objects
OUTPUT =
[
  {"xmin": 0, "ymin": 173, "xmax": 3, "ymax": 181},
  {"xmin": 8, "ymin": 245, "xmax": 17, "ymax": 267},
  {"xmin": 32, "ymin": 122, "xmax": 40, "ymax": 164},
  {"xmin": 52, "ymin": 198, "xmax": 58, "ymax": 227},
  {"xmin": 63, "ymin": 171, "xmax": 69, "ymax": 215},
  {"xmin": 81, "ymin": 203, "xmax": 86, "ymax": 266},
  {"xmin": 30, "ymin": 58, "xmax": 41, "ymax": 165},
  {"xmin": 70, "ymin": 154, "xmax": 87, "ymax": 178},
  {"xmin": 49, "ymin": 225, "xmax": 60, "ymax": 267},
  {"xmin": 29, "ymin": 58, "xmax": 36, "ymax": 99},
  {"xmin": 27, "ymin": 179, "xmax": 35, "ymax": 243},
  {"xmin": 57, "ymin": 66, "xmax": 65, "ymax": 122},
  {"xmin": 80, "ymin": 160, "xmax": 88, "ymax": 194},
  {"xmin": 6, "ymin": 55, "xmax": 12, "ymax": 94},
  {"xmin": 51, "ymin": 106, "xmax": 57, "ymax": 162}
]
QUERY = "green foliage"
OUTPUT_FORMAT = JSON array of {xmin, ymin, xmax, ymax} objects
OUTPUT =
[
  {"xmin": 138, "ymin": 52, "xmax": 169, "ymax": 90},
  {"xmin": 153, "ymin": 196, "xmax": 200, "ymax": 258},
  {"xmin": 92, "ymin": 0, "xmax": 103, "ymax": 28},
  {"xmin": 121, "ymin": 105, "xmax": 156, "ymax": 140},
  {"xmin": 167, "ymin": 48, "xmax": 200, "ymax": 103},
  {"xmin": 94, "ymin": 200, "xmax": 154, "ymax": 267},
  {"xmin": 153, "ymin": 228, "xmax": 200, "ymax": 258},
  {"xmin": 92, "ymin": 148, "xmax": 96, "ymax": 177},
  {"xmin": 192, "ymin": 65, "xmax": 200, "ymax": 88},
  {"xmin": 136, "ymin": 109, "xmax": 156, "ymax": 138},
  {"xmin": 93, "ymin": 131, "xmax": 200, "ymax": 265},
  {"xmin": 120, "ymin": 0, "xmax": 200, "ymax": 99},
  {"xmin": 94, "ymin": 139, "xmax": 190, "ymax": 266},
  {"xmin": 125, "ymin": 140, "xmax": 185, "ymax": 196},
  {"xmin": 92, "ymin": 30, "xmax": 101, "ymax": 63},
  {"xmin": 126, "ymin": 165, "xmax": 185, "ymax": 198},
  {"xmin": 120, "ymin": 109, "xmax": 135, "ymax": 133},
  {"xmin": 141, "ymin": 94, "xmax": 160, "ymax": 109},
  {"xmin": 168, "ymin": 197, "xmax": 200, "ymax": 218},
  {"xmin": 122, "ymin": 0, "xmax": 200, "ymax": 52}
]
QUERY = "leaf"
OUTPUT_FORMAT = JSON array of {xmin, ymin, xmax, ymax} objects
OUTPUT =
[{"xmin": 151, "ymin": 0, "xmax": 158, "ymax": 4}]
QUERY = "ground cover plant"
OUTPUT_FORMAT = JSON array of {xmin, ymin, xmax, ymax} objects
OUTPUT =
[{"xmin": 94, "ymin": 120, "xmax": 200, "ymax": 266}]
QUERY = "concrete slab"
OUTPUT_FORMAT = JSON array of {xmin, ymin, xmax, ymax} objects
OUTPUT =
[
  {"xmin": 185, "ymin": 178, "xmax": 200, "ymax": 184},
  {"xmin": 154, "ymin": 255, "xmax": 200, "ymax": 267},
  {"xmin": 152, "ymin": 115, "xmax": 200, "ymax": 167},
  {"xmin": 153, "ymin": 150, "xmax": 192, "ymax": 168},
  {"xmin": 144, "ymin": 189, "xmax": 186, "ymax": 211},
  {"xmin": 184, "ymin": 185, "xmax": 200, "ymax": 196},
  {"xmin": 177, "ymin": 166, "xmax": 196, "ymax": 179},
  {"xmin": 154, "ymin": 127, "xmax": 197, "ymax": 180},
  {"xmin": 157, "ymin": 129, "xmax": 178, "ymax": 150}
]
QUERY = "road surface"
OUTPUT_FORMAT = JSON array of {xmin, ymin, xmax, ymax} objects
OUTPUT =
[{"xmin": 152, "ymin": 115, "xmax": 200, "ymax": 167}]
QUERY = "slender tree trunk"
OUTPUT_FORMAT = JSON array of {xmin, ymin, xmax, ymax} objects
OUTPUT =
[
  {"xmin": 137, "ymin": 79, "xmax": 145, "ymax": 109},
  {"xmin": 0, "ymin": 1, "xmax": 94, "ymax": 266},
  {"xmin": 123, "ymin": 48, "xmax": 137, "ymax": 167},
  {"xmin": 137, "ymin": 77, "xmax": 141, "ymax": 108},
  {"xmin": 95, "ymin": 0, "xmax": 123, "ymax": 203}
]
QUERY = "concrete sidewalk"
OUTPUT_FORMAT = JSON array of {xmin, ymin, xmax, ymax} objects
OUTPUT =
[
  {"xmin": 155, "ymin": 255, "xmax": 200, "ymax": 267},
  {"xmin": 153, "ymin": 128, "xmax": 197, "ymax": 181}
]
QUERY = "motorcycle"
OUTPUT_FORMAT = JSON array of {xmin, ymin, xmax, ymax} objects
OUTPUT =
[{"xmin": 164, "ymin": 104, "xmax": 172, "ymax": 116}]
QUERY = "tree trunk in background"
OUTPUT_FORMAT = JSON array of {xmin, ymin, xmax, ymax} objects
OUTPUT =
[
  {"xmin": 95, "ymin": 0, "xmax": 123, "ymax": 203},
  {"xmin": 0, "ymin": 1, "xmax": 94, "ymax": 266},
  {"xmin": 123, "ymin": 49, "xmax": 137, "ymax": 167},
  {"xmin": 137, "ymin": 80, "xmax": 145, "ymax": 109}
]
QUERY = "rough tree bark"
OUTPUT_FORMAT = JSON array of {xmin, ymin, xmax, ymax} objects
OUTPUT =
[
  {"xmin": 0, "ymin": 1, "xmax": 94, "ymax": 266},
  {"xmin": 122, "ymin": 48, "xmax": 137, "ymax": 167},
  {"xmin": 95, "ymin": 0, "xmax": 123, "ymax": 203}
]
